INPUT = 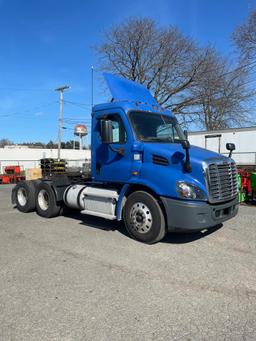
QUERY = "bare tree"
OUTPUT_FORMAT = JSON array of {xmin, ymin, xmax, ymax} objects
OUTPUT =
[
  {"xmin": 96, "ymin": 18, "xmax": 203, "ymax": 108},
  {"xmin": 187, "ymin": 49, "xmax": 252, "ymax": 130},
  {"xmin": 96, "ymin": 17, "xmax": 250, "ymax": 130},
  {"xmin": 0, "ymin": 138, "xmax": 13, "ymax": 148},
  {"xmin": 233, "ymin": 10, "xmax": 256, "ymax": 63}
]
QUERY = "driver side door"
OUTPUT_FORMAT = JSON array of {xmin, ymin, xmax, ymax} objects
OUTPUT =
[{"xmin": 95, "ymin": 113, "xmax": 131, "ymax": 183}]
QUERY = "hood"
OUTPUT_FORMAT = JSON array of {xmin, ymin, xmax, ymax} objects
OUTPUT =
[
  {"xmin": 142, "ymin": 142, "xmax": 229, "ymax": 190},
  {"xmin": 144, "ymin": 142, "xmax": 225, "ymax": 163}
]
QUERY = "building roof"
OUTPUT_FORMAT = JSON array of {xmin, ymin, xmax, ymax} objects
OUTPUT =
[{"xmin": 188, "ymin": 126, "xmax": 256, "ymax": 135}]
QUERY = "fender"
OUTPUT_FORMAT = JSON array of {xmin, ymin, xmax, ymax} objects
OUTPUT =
[
  {"xmin": 116, "ymin": 184, "xmax": 130, "ymax": 220},
  {"xmin": 40, "ymin": 177, "xmax": 71, "ymax": 202},
  {"xmin": 116, "ymin": 181, "xmax": 162, "ymax": 221}
]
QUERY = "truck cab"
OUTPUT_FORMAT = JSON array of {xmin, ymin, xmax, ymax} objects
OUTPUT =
[{"xmin": 13, "ymin": 73, "xmax": 239, "ymax": 244}]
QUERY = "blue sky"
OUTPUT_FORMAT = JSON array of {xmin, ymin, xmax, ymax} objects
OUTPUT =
[{"xmin": 0, "ymin": 0, "xmax": 255, "ymax": 143}]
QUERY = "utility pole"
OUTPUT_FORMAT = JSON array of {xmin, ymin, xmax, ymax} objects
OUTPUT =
[{"xmin": 55, "ymin": 85, "xmax": 69, "ymax": 160}]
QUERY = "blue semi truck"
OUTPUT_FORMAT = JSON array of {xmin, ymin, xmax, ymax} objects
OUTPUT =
[{"xmin": 12, "ymin": 74, "xmax": 239, "ymax": 243}]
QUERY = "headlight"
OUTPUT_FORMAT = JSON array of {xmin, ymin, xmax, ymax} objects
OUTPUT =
[{"xmin": 176, "ymin": 181, "xmax": 206, "ymax": 200}]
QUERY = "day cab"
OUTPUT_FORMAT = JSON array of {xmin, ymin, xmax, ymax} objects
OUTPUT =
[{"xmin": 12, "ymin": 74, "xmax": 239, "ymax": 244}]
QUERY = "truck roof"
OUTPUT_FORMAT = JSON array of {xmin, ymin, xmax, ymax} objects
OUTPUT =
[{"xmin": 92, "ymin": 100, "xmax": 174, "ymax": 118}]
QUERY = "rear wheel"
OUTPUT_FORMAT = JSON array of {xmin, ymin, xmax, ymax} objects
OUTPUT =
[
  {"xmin": 124, "ymin": 191, "xmax": 166, "ymax": 244},
  {"xmin": 15, "ymin": 181, "xmax": 36, "ymax": 213},
  {"xmin": 35, "ymin": 182, "xmax": 61, "ymax": 218}
]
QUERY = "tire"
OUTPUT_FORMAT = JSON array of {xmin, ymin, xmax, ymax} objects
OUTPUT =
[
  {"xmin": 35, "ymin": 182, "xmax": 61, "ymax": 218},
  {"xmin": 14, "ymin": 181, "xmax": 37, "ymax": 213},
  {"xmin": 124, "ymin": 191, "xmax": 166, "ymax": 244}
]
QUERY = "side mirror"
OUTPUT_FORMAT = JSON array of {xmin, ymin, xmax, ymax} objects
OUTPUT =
[
  {"xmin": 100, "ymin": 120, "xmax": 113, "ymax": 144},
  {"xmin": 183, "ymin": 129, "xmax": 188, "ymax": 140},
  {"xmin": 226, "ymin": 143, "xmax": 235, "ymax": 158}
]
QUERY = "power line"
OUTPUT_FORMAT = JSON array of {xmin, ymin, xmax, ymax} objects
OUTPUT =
[
  {"xmin": 63, "ymin": 100, "xmax": 91, "ymax": 106},
  {"xmin": 63, "ymin": 121, "xmax": 91, "ymax": 128},
  {"xmin": 63, "ymin": 117, "xmax": 91, "ymax": 122},
  {"xmin": 62, "ymin": 127, "xmax": 75, "ymax": 131},
  {"xmin": 62, "ymin": 100, "xmax": 92, "ymax": 109},
  {"xmin": 0, "ymin": 101, "xmax": 58, "ymax": 118},
  {"xmin": 0, "ymin": 87, "xmax": 52, "ymax": 91}
]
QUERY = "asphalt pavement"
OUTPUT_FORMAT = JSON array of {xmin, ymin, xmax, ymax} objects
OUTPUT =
[{"xmin": 0, "ymin": 184, "xmax": 255, "ymax": 341}]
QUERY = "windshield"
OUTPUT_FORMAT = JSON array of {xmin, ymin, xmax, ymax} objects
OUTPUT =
[{"xmin": 129, "ymin": 111, "xmax": 186, "ymax": 143}]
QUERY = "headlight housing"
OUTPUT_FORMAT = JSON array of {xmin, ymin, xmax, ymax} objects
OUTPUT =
[{"xmin": 176, "ymin": 181, "xmax": 206, "ymax": 200}]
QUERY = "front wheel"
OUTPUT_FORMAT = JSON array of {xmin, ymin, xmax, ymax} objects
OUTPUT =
[{"xmin": 124, "ymin": 191, "xmax": 166, "ymax": 244}]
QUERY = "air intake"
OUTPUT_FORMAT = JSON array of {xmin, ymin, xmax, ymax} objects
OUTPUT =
[
  {"xmin": 152, "ymin": 154, "xmax": 169, "ymax": 166},
  {"xmin": 205, "ymin": 160, "xmax": 238, "ymax": 203}
]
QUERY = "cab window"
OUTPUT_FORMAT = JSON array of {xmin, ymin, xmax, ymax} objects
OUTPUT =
[{"xmin": 101, "ymin": 114, "xmax": 127, "ymax": 144}]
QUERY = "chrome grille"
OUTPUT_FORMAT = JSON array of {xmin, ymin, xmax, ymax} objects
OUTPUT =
[{"xmin": 205, "ymin": 160, "xmax": 238, "ymax": 203}]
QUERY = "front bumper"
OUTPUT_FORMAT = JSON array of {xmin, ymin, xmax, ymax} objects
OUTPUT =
[{"xmin": 160, "ymin": 196, "xmax": 238, "ymax": 232}]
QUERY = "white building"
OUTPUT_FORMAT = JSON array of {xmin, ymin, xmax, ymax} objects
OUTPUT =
[
  {"xmin": 0, "ymin": 147, "xmax": 91, "ymax": 173},
  {"xmin": 189, "ymin": 126, "xmax": 256, "ymax": 166}
]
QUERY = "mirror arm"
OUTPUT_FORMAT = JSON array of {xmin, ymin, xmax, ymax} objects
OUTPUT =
[
  {"xmin": 184, "ymin": 148, "xmax": 192, "ymax": 173},
  {"xmin": 181, "ymin": 139, "xmax": 192, "ymax": 173}
]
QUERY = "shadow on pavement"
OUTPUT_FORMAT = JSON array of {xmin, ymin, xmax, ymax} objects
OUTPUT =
[
  {"xmin": 161, "ymin": 224, "xmax": 223, "ymax": 244},
  {"xmin": 62, "ymin": 208, "xmax": 223, "ymax": 244},
  {"xmin": 63, "ymin": 208, "xmax": 124, "ymax": 231}
]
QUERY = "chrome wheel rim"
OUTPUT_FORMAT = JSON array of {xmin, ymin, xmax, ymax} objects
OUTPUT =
[
  {"xmin": 38, "ymin": 189, "xmax": 49, "ymax": 211},
  {"xmin": 130, "ymin": 202, "xmax": 152, "ymax": 234},
  {"xmin": 17, "ymin": 188, "xmax": 27, "ymax": 206}
]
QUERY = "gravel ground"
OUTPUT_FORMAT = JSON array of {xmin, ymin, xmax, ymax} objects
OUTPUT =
[{"xmin": 0, "ymin": 184, "xmax": 255, "ymax": 341}]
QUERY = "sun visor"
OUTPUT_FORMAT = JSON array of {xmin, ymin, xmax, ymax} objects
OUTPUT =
[{"xmin": 103, "ymin": 73, "xmax": 157, "ymax": 106}]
